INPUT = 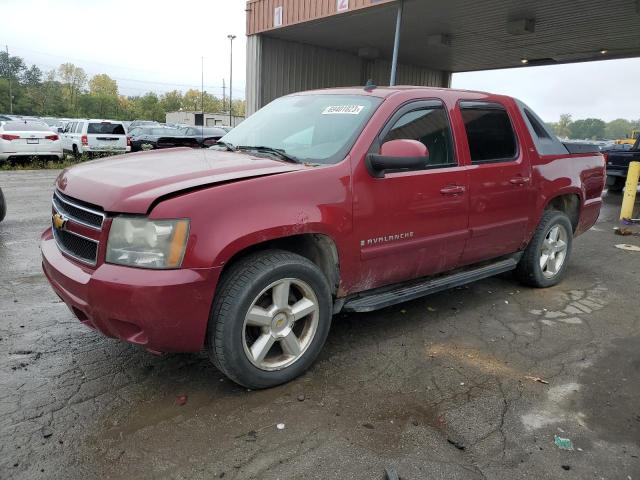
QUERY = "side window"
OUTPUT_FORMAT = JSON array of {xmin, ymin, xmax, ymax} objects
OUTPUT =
[
  {"xmin": 460, "ymin": 102, "xmax": 517, "ymax": 164},
  {"xmin": 75, "ymin": 122, "xmax": 84, "ymax": 133},
  {"xmin": 382, "ymin": 103, "xmax": 456, "ymax": 168},
  {"xmin": 67, "ymin": 122, "xmax": 76, "ymax": 133}
]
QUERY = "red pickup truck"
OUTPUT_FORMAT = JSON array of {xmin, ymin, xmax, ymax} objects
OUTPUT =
[{"xmin": 42, "ymin": 87, "xmax": 605, "ymax": 388}]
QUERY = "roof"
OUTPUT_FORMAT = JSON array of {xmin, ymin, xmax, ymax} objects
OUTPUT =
[
  {"xmin": 250, "ymin": 0, "xmax": 640, "ymax": 72},
  {"xmin": 286, "ymin": 85, "xmax": 495, "ymax": 98}
]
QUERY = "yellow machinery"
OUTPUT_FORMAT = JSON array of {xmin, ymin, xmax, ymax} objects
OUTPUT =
[
  {"xmin": 620, "ymin": 161, "xmax": 640, "ymax": 221},
  {"xmin": 615, "ymin": 130, "xmax": 640, "ymax": 145}
]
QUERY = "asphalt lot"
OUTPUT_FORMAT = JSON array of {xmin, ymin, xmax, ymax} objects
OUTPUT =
[{"xmin": 1, "ymin": 169, "xmax": 639, "ymax": 480}]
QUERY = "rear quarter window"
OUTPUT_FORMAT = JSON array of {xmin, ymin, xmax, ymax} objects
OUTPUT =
[{"xmin": 516, "ymin": 100, "xmax": 569, "ymax": 156}]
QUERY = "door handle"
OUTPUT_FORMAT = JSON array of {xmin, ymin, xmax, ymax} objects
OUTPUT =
[
  {"xmin": 440, "ymin": 185, "xmax": 466, "ymax": 195},
  {"xmin": 509, "ymin": 176, "xmax": 530, "ymax": 185}
]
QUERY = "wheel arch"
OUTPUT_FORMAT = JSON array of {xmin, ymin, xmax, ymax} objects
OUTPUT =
[
  {"xmin": 542, "ymin": 192, "xmax": 581, "ymax": 233},
  {"xmin": 217, "ymin": 233, "xmax": 341, "ymax": 296}
]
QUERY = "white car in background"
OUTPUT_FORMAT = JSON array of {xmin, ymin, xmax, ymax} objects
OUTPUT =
[
  {"xmin": 61, "ymin": 119, "xmax": 128, "ymax": 157},
  {"xmin": 0, "ymin": 120, "xmax": 63, "ymax": 163}
]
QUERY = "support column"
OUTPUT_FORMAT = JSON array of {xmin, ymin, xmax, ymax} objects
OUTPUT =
[{"xmin": 389, "ymin": 0, "xmax": 404, "ymax": 86}]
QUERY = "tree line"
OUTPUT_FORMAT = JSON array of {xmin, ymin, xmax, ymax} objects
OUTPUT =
[
  {"xmin": 0, "ymin": 51, "xmax": 245, "ymax": 122},
  {"xmin": 547, "ymin": 114, "xmax": 639, "ymax": 141}
]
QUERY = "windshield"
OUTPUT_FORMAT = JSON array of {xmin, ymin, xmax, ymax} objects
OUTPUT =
[{"xmin": 220, "ymin": 94, "xmax": 382, "ymax": 164}]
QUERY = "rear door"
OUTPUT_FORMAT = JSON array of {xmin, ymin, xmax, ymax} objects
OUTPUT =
[
  {"xmin": 87, "ymin": 122, "xmax": 127, "ymax": 152},
  {"xmin": 352, "ymin": 99, "xmax": 469, "ymax": 289},
  {"xmin": 457, "ymin": 100, "xmax": 535, "ymax": 265}
]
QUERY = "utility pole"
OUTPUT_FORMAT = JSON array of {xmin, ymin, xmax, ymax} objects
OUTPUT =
[
  {"xmin": 222, "ymin": 78, "xmax": 226, "ymax": 112},
  {"xmin": 6, "ymin": 45, "xmax": 13, "ymax": 114},
  {"xmin": 227, "ymin": 34, "xmax": 236, "ymax": 126},
  {"xmin": 201, "ymin": 56, "xmax": 204, "ymax": 114}
]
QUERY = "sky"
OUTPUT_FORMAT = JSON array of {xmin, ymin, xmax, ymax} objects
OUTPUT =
[
  {"xmin": 1, "ymin": 0, "xmax": 639, "ymax": 123},
  {"xmin": 452, "ymin": 58, "xmax": 640, "ymax": 122},
  {"xmin": 0, "ymin": 0, "xmax": 248, "ymax": 100}
]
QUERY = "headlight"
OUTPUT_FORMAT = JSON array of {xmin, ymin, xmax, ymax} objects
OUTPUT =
[{"xmin": 106, "ymin": 217, "xmax": 190, "ymax": 269}]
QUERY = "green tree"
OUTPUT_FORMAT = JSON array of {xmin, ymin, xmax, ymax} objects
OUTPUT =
[
  {"xmin": 22, "ymin": 65, "xmax": 42, "ymax": 86},
  {"xmin": 203, "ymin": 92, "xmax": 223, "ymax": 113},
  {"xmin": 58, "ymin": 63, "xmax": 87, "ymax": 115},
  {"xmin": 554, "ymin": 114, "xmax": 572, "ymax": 138},
  {"xmin": 181, "ymin": 89, "xmax": 202, "ymax": 111},
  {"xmin": 569, "ymin": 118, "xmax": 606, "ymax": 140},
  {"xmin": 605, "ymin": 118, "xmax": 633, "ymax": 140},
  {"xmin": 0, "ymin": 52, "xmax": 240, "ymax": 121},
  {"xmin": 0, "ymin": 51, "xmax": 26, "ymax": 113},
  {"xmin": 231, "ymin": 99, "xmax": 245, "ymax": 117},
  {"xmin": 135, "ymin": 92, "xmax": 165, "ymax": 121},
  {"xmin": 160, "ymin": 90, "xmax": 183, "ymax": 112},
  {"xmin": 87, "ymin": 74, "xmax": 118, "ymax": 117},
  {"xmin": 36, "ymin": 70, "xmax": 65, "ymax": 116},
  {"xmin": 89, "ymin": 73, "xmax": 117, "ymax": 97}
]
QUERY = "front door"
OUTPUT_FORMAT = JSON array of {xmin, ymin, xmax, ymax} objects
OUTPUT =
[
  {"xmin": 456, "ymin": 100, "xmax": 535, "ymax": 265},
  {"xmin": 351, "ymin": 100, "xmax": 469, "ymax": 292}
]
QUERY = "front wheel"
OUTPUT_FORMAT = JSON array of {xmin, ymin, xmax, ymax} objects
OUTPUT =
[
  {"xmin": 516, "ymin": 210, "xmax": 573, "ymax": 288},
  {"xmin": 208, "ymin": 250, "xmax": 333, "ymax": 389}
]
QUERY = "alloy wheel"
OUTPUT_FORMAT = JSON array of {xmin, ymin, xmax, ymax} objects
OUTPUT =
[{"xmin": 242, "ymin": 278, "xmax": 319, "ymax": 371}]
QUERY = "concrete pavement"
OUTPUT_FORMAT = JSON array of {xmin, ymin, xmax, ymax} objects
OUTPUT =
[{"xmin": 1, "ymin": 169, "xmax": 638, "ymax": 479}]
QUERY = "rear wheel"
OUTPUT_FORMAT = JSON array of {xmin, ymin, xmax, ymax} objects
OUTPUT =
[
  {"xmin": 607, "ymin": 176, "xmax": 625, "ymax": 193},
  {"xmin": 72, "ymin": 145, "xmax": 80, "ymax": 159},
  {"xmin": 208, "ymin": 250, "xmax": 333, "ymax": 389},
  {"xmin": 516, "ymin": 210, "xmax": 573, "ymax": 288}
]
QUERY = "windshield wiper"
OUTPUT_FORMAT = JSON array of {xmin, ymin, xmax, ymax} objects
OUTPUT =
[
  {"xmin": 236, "ymin": 145, "xmax": 300, "ymax": 164},
  {"xmin": 216, "ymin": 140, "xmax": 236, "ymax": 151}
]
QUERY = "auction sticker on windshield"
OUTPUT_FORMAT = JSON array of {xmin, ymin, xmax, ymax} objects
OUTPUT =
[{"xmin": 322, "ymin": 105, "xmax": 365, "ymax": 115}]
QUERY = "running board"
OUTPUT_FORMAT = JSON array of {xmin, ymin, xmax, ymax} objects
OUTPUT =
[{"xmin": 342, "ymin": 256, "xmax": 520, "ymax": 313}]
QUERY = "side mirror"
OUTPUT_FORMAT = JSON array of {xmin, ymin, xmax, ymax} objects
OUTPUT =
[
  {"xmin": 367, "ymin": 139, "xmax": 429, "ymax": 178},
  {"xmin": 57, "ymin": 127, "xmax": 64, "ymax": 133}
]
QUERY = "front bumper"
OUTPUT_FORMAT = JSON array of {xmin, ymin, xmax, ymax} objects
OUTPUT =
[{"xmin": 41, "ymin": 228, "xmax": 220, "ymax": 353}]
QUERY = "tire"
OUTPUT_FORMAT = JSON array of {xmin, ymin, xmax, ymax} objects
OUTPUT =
[
  {"xmin": 72, "ymin": 145, "xmax": 80, "ymax": 159},
  {"xmin": 516, "ymin": 210, "xmax": 573, "ymax": 288},
  {"xmin": 607, "ymin": 176, "xmax": 625, "ymax": 193},
  {"xmin": 0, "ymin": 188, "xmax": 6, "ymax": 222},
  {"xmin": 208, "ymin": 250, "xmax": 333, "ymax": 389}
]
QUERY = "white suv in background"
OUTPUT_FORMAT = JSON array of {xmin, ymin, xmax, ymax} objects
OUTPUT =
[{"xmin": 62, "ymin": 119, "xmax": 128, "ymax": 157}]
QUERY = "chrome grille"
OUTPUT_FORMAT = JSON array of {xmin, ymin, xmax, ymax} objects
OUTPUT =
[
  {"xmin": 52, "ymin": 227, "xmax": 99, "ymax": 266},
  {"xmin": 52, "ymin": 191, "xmax": 104, "ymax": 266},
  {"xmin": 53, "ymin": 190, "xmax": 104, "ymax": 230}
]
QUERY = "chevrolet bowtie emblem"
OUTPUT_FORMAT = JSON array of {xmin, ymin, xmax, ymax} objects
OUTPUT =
[{"xmin": 52, "ymin": 213, "xmax": 68, "ymax": 230}]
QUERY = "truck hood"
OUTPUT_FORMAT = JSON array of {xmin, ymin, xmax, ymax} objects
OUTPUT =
[{"xmin": 56, "ymin": 148, "xmax": 308, "ymax": 213}]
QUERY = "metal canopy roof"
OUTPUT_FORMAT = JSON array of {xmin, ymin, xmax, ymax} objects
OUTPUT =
[{"xmin": 262, "ymin": 0, "xmax": 640, "ymax": 72}]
